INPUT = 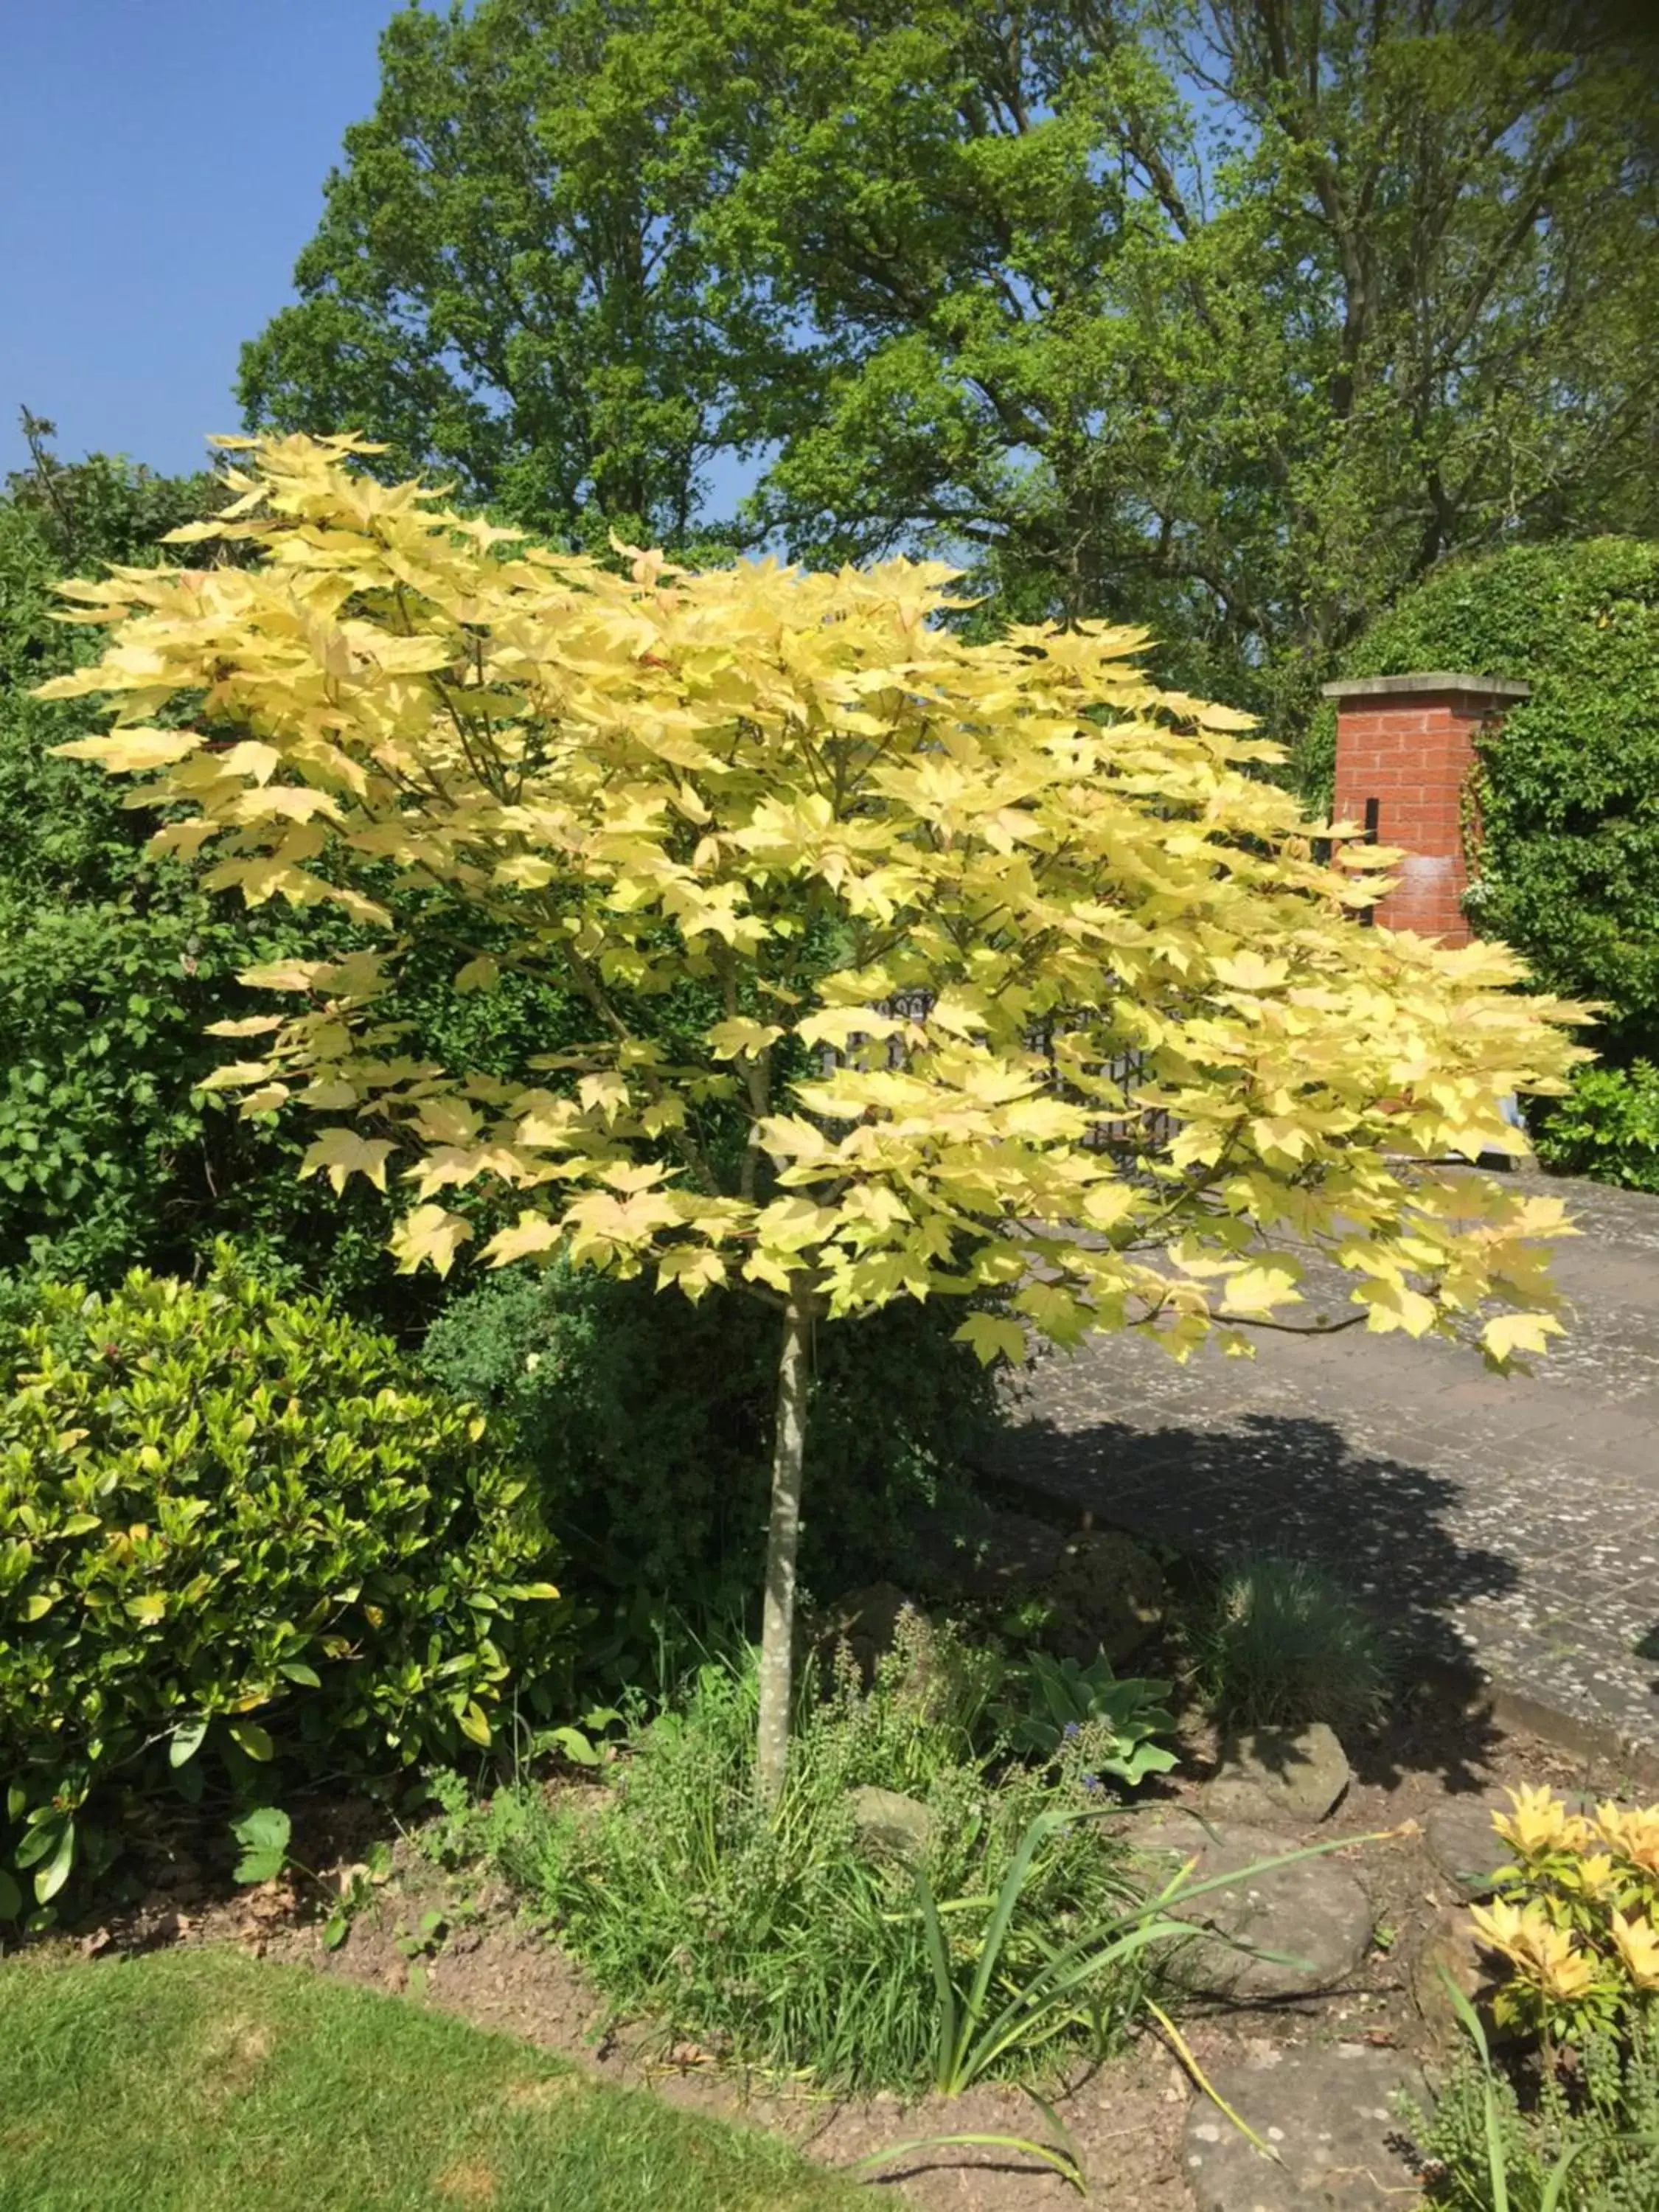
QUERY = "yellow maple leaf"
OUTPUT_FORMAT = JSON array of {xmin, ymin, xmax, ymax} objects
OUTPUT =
[
  {"xmin": 391, "ymin": 1204, "xmax": 473, "ymax": 1278},
  {"xmin": 706, "ymin": 1017, "xmax": 786, "ymax": 1061},
  {"xmin": 238, "ymin": 959, "xmax": 325, "ymax": 992},
  {"xmin": 1481, "ymin": 1311, "xmax": 1566, "ymax": 1366},
  {"xmin": 1355, "ymin": 1278, "xmax": 1439, "ymax": 1338},
  {"xmin": 655, "ymin": 1246, "xmax": 727, "ymax": 1300},
  {"xmin": 1217, "ymin": 1262, "xmax": 1302, "ymax": 1316},
  {"xmin": 794, "ymin": 1007, "xmax": 902, "ymax": 1049},
  {"xmin": 195, "ymin": 1060, "xmax": 275, "ymax": 1093},
  {"xmin": 50, "ymin": 728, "xmax": 205, "ymax": 773},
  {"xmin": 299, "ymin": 1128, "xmax": 397, "ymax": 1194},
  {"xmin": 482, "ymin": 1213, "xmax": 562, "ymax": 1267}
]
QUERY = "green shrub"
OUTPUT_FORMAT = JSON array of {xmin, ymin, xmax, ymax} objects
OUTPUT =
[
  {"xmin": 0, "ymin": 435, "xmax": 611, "ymax": 1321},
  {"xmin": 1532, "ymin": 1062, "xmax": 1659, "ymax": 1193},
  {"xmin": 1186, "ymin": 1557, "xmax": 1391, "ymax": 1733},
  {"xmin": 1299, "ymin": 538, "xmax": 1659, "ymax": 1116},
  {"xmin": 0, "ymin": 1248, "xmax": 574, "ymax": 1919},
  {"xmin": 420, "ymin": 1262, "xmax": 1000, "ymax": 1610},
  {"xmin": 435, "ymin": 1626, "xmax": 1146, "ymax": 2093},
  {"xmin": 1401, "ymin": 1789, "xmax": 1659, "ymax": 2208},
  {"xmin": 1464, "ymin": 1786, "xmax": 1659, "ymax": 2048}
]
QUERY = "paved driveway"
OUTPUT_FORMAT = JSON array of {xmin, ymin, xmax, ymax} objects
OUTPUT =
[{"xmin": 992, "ymin": 1169, "xmax": 1659, "ymax": 1752}]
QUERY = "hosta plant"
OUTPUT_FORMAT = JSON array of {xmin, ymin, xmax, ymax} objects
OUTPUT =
[
  {"xmin": 0, "ymin": 1246, "xmax": 570, "ymax": 1919},
  {"xmin": 997, "ymin": 1650, "xmax": 1178, "ymax": 1788}
]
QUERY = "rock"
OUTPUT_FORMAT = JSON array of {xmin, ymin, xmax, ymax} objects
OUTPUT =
[
  {"xmin": 909, "ymin": 1506, "xmax": 1067, "ymax": 1601},
  {"xmin": 1200, "ymin": 1778, "xmax": 1305, "ymax": 1828},
  {"xmin": 846, "ymin": 1787, "xmax": 933, "ymax": 1860},
  {"xmin": 1206, "ymin": 1725, "xmax": 1352, "ymax": 1825},
  {"xmin": 1411, "ymin": 1910, "xmax": 1501, "ymax": 2053},
  {"xmin": 1182, "ymin": 2042, "xmax": 1427, "ymax": 2210},
  {"xmin": 1134, "ymin": 1815, "xmax": 1374, "ymax": 2001},
  {"xmin": 1044, "ymin": 1529, "xmax": 1166, "ymax": 1663},
  {"xmin": 1424, "ymin": 1799, "xmax": 1511, "ymax": 1898}
]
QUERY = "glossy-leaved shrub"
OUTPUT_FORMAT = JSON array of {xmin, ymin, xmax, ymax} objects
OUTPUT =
[
  {"xmin": 1528, "ymin": 1060, "xmax": 1659, "ymax": 1194},
  {"xmin": 0, "ymin": 1247, "xmax": 571, "ymax": 1919}
]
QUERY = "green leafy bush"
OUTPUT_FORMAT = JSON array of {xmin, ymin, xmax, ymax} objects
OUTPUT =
[
  {"xmin": 1186, "ymin": 1557, "xmax": 1391, "ymax": 1733},
  {"xmin": 1462, "ymin": 1786, "xmax": 1659, "ymax": 2048},
  {"xmin": 420, "ymin": 1262, "xmax": 1000, "ymax": 1609},
  {"xmin": 0, "ymin": 1248, "xmax": 572, "ymax": 1919},
  {"xmin": 1300, "ymin": 538, "xmax": 1659, "ymax": 1183},
  {"xmin": 433, "ymin": 1626, "xmax": 1146, "ymax": 2093},
  {"xmin": 995, "ymin": 1650, "xmax": 1178, "ymax": 1786},
  {"xmin": 1400, "ymin": 1788, "xmax": 1659, "ymax": 2208},
  {"xmin": 1531, "ymin": 1062, "xmax": 1659, "ymax": 1192}
]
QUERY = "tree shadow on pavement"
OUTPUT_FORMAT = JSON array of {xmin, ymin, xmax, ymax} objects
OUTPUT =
[{"xmin": 991, "ymin": 1408, "xmax": 1520, "ymax": 1792}]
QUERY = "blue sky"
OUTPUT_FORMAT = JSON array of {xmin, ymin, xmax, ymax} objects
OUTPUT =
[{"xmin": 1, "ymin": 0, "xmax": 401, "ymax": 481}]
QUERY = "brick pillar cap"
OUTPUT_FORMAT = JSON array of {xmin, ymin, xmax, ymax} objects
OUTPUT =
[{"xmin": 1320, "ymin": 670, "xmax": 1531, "ymax": 703}]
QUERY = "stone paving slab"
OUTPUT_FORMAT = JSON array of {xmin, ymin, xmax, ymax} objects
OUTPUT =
[
  {"xmin": 993, "ymin": 1169, "xmax": 1659, "ymax": 1753},
  {"xmin": 1182, "ymin": 2043, "xmax": 1427, "ymax": 2211}
]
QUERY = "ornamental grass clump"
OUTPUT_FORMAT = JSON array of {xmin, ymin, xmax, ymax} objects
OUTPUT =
[
  {"xmin": 456, "ymin": 1624, "xmax": 1149, "ymax": 2094},
  {"xmin": 1186, "ymin": 1556, "xmax": 1392, "ymax": 1733}
]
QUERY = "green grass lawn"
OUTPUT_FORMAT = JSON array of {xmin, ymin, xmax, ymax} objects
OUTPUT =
[{"xmin": 0, "ymin": 1947, "xmax": 872, "ymax": 2212}]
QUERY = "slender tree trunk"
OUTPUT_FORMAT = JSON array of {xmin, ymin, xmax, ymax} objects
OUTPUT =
[{"xmin": 756, "ymin": 1288, "xmax": 812, "ymax": 1809}]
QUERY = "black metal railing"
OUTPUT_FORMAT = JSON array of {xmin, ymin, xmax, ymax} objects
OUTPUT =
[{"xmin": 816, "ymin": 993, "xmax": 1175, "ymax": 1159}]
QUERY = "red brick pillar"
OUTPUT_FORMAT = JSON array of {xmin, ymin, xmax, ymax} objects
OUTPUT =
[{"xmin": 1321, "ymin": 672, "xmax": 1531, "ymax": 945}]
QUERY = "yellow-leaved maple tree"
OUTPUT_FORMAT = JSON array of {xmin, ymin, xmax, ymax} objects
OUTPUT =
[{"xmin": 41, "ymin": 433, "xmax": 1586, "ymax": 1800}]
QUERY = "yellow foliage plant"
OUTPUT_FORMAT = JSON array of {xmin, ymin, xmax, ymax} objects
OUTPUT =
[
  {"xmin": 38, "ymin": 432, "xmax": 1587, "ymax": 1798},
  {"xmin": 1471, "ymin": 1785, "xmax": 1659, "ymax": 2042}
]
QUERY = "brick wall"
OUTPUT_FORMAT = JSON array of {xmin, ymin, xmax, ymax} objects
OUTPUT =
[{"xmin": 1323, "ymin": 673, "xmax": 1530, "ymax": 945}]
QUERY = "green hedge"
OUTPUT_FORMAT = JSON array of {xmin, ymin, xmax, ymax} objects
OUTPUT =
[
  {"xmin": 0, "ymin": 1249, "xmax": 572, "ymax": 1919},
  {"xmin": 0, "ymin": 442, "xmax": 622, "ymax": 1319}
]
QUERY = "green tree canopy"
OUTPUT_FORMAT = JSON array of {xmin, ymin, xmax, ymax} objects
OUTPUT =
[
  {"xmin": 237, "ymin": 0, "xmax": 793, "ymax": 554},
  {"xmin": 240, "ymin": 0, "xmax": 1659, "ymax": 723}
]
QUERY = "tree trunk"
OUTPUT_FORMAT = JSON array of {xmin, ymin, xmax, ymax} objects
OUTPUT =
[{"xmin": 756, "ymin": 1288, "xmax": 812, "ymax": 1809}]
